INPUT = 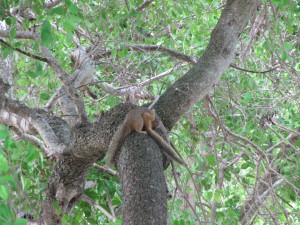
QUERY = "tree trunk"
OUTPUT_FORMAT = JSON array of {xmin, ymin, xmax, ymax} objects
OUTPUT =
[{"xmin": 119, "ymin": 134, "xmax": 167, "ymax": 225}]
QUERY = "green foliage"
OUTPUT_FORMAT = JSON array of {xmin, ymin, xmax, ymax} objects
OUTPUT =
[
  {"xmin": 0, "ymin": 126, "xmax": 47, "ymax": 224},
  {"xmin": 0, "ymin": 0, "xmax": 299, "ymax": 224},
  {"xmin": 41, "ymin": 20, "xmax": 53, "ymax": 46}
]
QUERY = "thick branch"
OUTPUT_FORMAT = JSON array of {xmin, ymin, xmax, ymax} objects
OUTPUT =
[
  {"xmin": 155, "ymin": 0, "xmax": 260, "ymax": 129},
  {"xmin": 119, "ymin": 134, "xmax": 167, "ymax": 225},
  {"xmin": 40, "ymin": 46, "xmax": 88, "ymax": 123},
  {"xmin": 2, "ymin": 96, "xmax": 65, "ymax": 156},
  {"xmin": 11, "ymin": 127, "xmax": 47, "ymax": 153},
  {"xmin": 0, "ymin": 78, "xmax": 10, "ymax": 107},
  {"xmin": 0, "ymin": 110, "xmax": 36, "ymax": 134},
  {"xmin": 0, "ymin": 30, "xmax": 38, "ymax": 39}
]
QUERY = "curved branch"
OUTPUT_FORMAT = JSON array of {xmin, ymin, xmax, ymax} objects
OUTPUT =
[
  {"xmin": 0, "ymin": 30, "xmax": 38, "ymax": 39},
  {"xmin": 45, "ymin": 0, "xmax": 62, "ymax": 8},
  {"xmin": 0, "ymin": 39, "xmax": 47, "ymax": 62},
  {"xmin": 2, "ymin": 95, "xmax": 66, "ymax": 156},
  {"xmin": 81, "ymin": 195, "xmax": 117, "ymax": 222},
  {"xmin": 40, "ymin": 46, "xmax": 88, "ymax": 124},
  {"xmin": 0, "ymin": 110, "xmax": 36, "ymax": 134},
  {"xmin": 127, "ymin": 44, "xmax": 197, "ymax": 64},
  {"xmin": 230, "ymin": 64, "xmax": 280, "ymax": 74},
  {"xmin": 155, "ymin": 0, "xmax": 261, "ymax": 129},
  {"xmin": 11, "ymin": 127, "xmax": 47, "ymax": 153},
  {"xmin": 98, "ymin": 44, "xmax": 275, "ymax": 75}
]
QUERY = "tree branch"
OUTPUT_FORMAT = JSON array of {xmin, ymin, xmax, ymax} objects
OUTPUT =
[
  {"xmin": 1, "ymin": 84, "xmax": 66, "ymax": 156},
  {"xmin": 0, "ymin": 30, "xmax": 38, "ymax": 39},
  {"xmin": 11, "ymin": 127, "xmax": 47, "ymax": 153},
  {"xmin": 100, "ymin": 65, "xmax": 186, "ymax": 103},
  {"xmin": 40, "ymin": 46, "xmax": 88, "ymax": 123},
  {"xmin": 136, "ymin": 0, "xmax": 154, "ymax": 11},
  {"xmin": 0, "ymin": 38, "xmax": 47, "ymax": 62},
  {"xmin": 93, "ymin": 164, "xmax": 119, "ymax": 178},
  {"xmin": 127, "ymin": 44, "xmax": 197, "ymax": 64},
  {"xmin": 81, "ymin": 195, "xmax": 117, "ymax": 222},
  {"xmin": 230, "ymin": 64, "xmax": 280, "ymax": 74},
  {"xmin": 155, "ymin": 0, "xmax": 261, "ymax": 129},
  {"xmin": 45, "ymin": 0, "xmax": 63, "ymax": 8}
]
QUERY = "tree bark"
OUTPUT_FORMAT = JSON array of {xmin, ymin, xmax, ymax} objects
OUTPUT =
[
  {"xmin": 156, "ymin": 0, "xmax": 260, "ymax": 129},
  {"xmin": 0, "ymin": 1, "xmax": 261, "ymax": 224},
  {"xmin": 119, "ymin": 134, "xmax": 167, "ymax": 225},
  {"xmin": 41, "ymin": 1, "xmax": 260, "ymax": 223}
]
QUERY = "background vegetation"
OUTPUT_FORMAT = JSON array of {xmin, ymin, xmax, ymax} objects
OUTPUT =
[{"xmin": 0, "ymin": 0, "xmax": 299, "ymax": 224}]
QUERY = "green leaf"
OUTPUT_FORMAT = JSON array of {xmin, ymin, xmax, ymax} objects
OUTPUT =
[
  {"xmin": 106, "ymin": 219, "xmax": 122, "ymax": 225},
  {"xmin": 13, "ymin": 219, "xmax": 28, "ymax": 225},
  {"xmin": 50, "ymin": 6, "xmax": 64, "ymax": 15},
  {"xmin": 14, "ymin": 42, "xmax": 22, "ymax": 48},
  {"xmin": 1, "ymin": 45, "xmax": 13, "ymax": 59},
  {"xmin": 0, "ymin": 204, "xmax": 11, "ymax": 220},
  {"xmin": 101, "ymin": 9, "xmax": 107, "ymax": 20},
  {"xmin": 41, "ymin": 20, "xmax": 53, "ymax": 46},
  {"xmin": 35, "ymin": 62, "xmax": 43, "ymax": 72},
  {"xmin": 0, "ymin": 185, "xmax": 9, "ymax": 200},
  {"xmin": 64, "ymin": 19, "xmax": 76, "ymax": 31},
  {"xmin": 66, "ymin": 31, "xmax": 73, "ymax": 43},
  {"xmin": 206, "ymin": 154, "xmax": 215, "ymax": 166},
  {"xmin": 9, "ymin": 28, "xmax": 16, "ymax": 40},
  {"xmin": 40, "ymin": 93, "xmax": 50, "ymax": 100},
  {"xmin": 0, "ymin": 175, "xmax": 14, "ymax": 184},
  {"xmin": 118, "ymin": 48, "xmax": 128, "ymax": 57},
  {"xmin": 65, "ymin": 0, "xmax": 72, "ymax": 6},
  {"xmin": 69, "ymin": 3, "xmax": 79, "ymax": 14},
  {"xmin": 281, "ymin": 51, "xmax": 287, "ymax": 61},
  {"xmin": 2, "ymin": 222, "xmax": 13, "ymax": 225},
  {"xmin": 0, "ymin": 175, "xmax": 16, "ymax": 191},
  {"xmin": 214, "ymin": 191, "xmax": 221, "ymax": 202},
  {"xmin": 284, "ymin": 42, "xmax": 293, "ymax": 51},
  {"xmin": 0, "ymin": 155, "xmax": 9, "ymax": 173},
  {"xmin": 4, "ymin": 136, "xmax": 12, "ymax": 151},
  {"xmin": 5, "ymin": 17, "xmax": 12, "ymax": 25},
  {"xmin": 243, "ymin": 92, "xmax": 252, "ymax": 103},
  {"xmin": 26, "ymin": 71, "xmax": 39, "ymax": 79},
  {"xmin": 0, "ymin": 125, "xmax": 8, "ymax": 139},
  {"xmin": 241, "ymin": 162, "xmax": 256, "ymax": 169},
  {"xmin": 224, "ymin": 170, "xmax": 232, "ymax": 181},
  {"xmin": 289, "ymin": 189, "xmax": 296, "ymax": 201}
]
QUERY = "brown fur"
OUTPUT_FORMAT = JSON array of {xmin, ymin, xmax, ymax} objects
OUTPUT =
[{"xmin": 106, "ymin": 107, "xmax": 185, "ymax": 167}]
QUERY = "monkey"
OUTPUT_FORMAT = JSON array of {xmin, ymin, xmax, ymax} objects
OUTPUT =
[{"xmin": 105, "ymin": 107, "xmax": 185, "ymax": 167}]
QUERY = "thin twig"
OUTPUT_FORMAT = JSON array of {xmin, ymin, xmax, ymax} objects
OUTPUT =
[
  {"xmin": 0, "ymin": 39, "xmax": 47, "ymax": 62},
  {"xmin": 81, "ymin": 194, "xmax": 116, "ymax": 222},
  {"xmin": 93, "ymin": 164, "xmax": 119, "ymax": 178},
  {"xmin": 230, "ymin": 64, "xmax": 280, "ymax": 73},
  {"xmin": 171, "ymin": 162, "xmax": 203, "ymax": 225}
]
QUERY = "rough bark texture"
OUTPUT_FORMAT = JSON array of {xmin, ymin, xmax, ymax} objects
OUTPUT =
[
  {"xmin": 119, "ymin": 134, "xmax": 167, "ymax": 225},
  {"xmin": 42, "ymin": 1, "xmax": 259, "ymax": 223},
  {"xmin": 0, "ymin": 0, "xmax": 260, "ymax": 224},
  {"xmin": 156, "ymin": 0, "xmax": 260, "ymax": 129}
]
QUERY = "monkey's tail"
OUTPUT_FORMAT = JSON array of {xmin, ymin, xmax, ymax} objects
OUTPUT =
[
  {"xmin": 146, "ymin": 129, "xmax": 186, "ymax": 166},
  {"xmin": 106, "ymin": 124, "xmax": 129, "ymax": 167}
]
